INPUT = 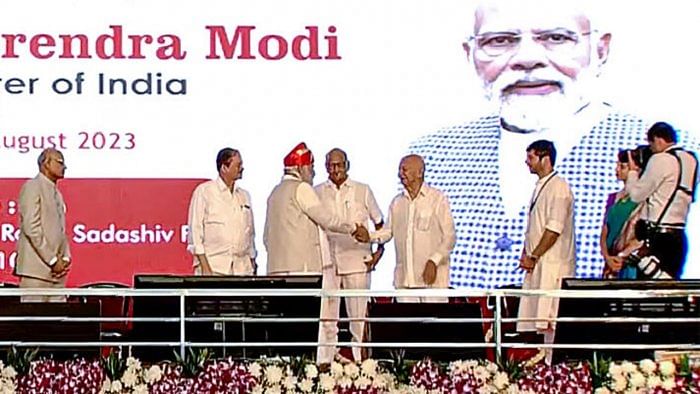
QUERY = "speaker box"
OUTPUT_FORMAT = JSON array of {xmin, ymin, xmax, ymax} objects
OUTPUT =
[
  {"xmin": 0, "ymin": 301, "xmax": 100, "ymax": 359},
  {"xmin": 131, "ymin": 275, "xmax": 322, "ymax": 361},
  {"xmin": 555, "ymin": 279, "xmax": 700, "ymax": 361},
  {"xmin": 367, "ymin": 299, "xmax": 486, "ymax": 361}
]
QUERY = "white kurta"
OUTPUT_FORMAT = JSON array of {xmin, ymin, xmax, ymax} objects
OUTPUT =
[
  {"xmin": 187, "ymin": 177, "xmax": 256, "ymax": 275},
  {"xmin": 517, "ymin": 172, "xmax": 575, "ymax": 332},
  {"xmin": 315, "ymin": 179, "xmax": 384, "ymax": 274},
  {"xmin": 372, "ymin": 184, "xmax": 456, "ymax": 302}
]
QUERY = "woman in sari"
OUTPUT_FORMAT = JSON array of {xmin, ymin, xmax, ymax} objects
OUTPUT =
[{"xmin": 600, "ymin": 149, "xmax": 648, "ymax": 279}]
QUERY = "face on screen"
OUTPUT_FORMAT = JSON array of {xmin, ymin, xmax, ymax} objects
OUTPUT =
[{"xmin": 466, "ymin": 1, "xmax": 610, "ymax": 130}]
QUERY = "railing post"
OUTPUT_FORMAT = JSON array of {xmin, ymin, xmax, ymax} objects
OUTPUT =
[
  {"xmin": 495, "ymin": 293, "xmax": 502, "ymax": 361},
  {"xmin": 179, "ymin": 293, "xmax": 186, "ymax": 359}
]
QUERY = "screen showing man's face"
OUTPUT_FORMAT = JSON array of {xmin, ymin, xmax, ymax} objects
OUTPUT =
[{"xmin": 469, "ymin": 1, "xmax": 607, "ymax": 130}]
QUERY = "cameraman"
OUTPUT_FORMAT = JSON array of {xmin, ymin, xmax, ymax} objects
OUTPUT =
[{"xmin": 626, "ymin": 122, "xmax": 699, "ymax": 278}]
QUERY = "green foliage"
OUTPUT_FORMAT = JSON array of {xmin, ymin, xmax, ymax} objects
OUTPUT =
[
  {"xmin": 387, "ymin": 350, "xmax": 416, "ymax": 384},
  {"xmin": 100, "ymin": 349, "xmax": 127, "ymax": 381},
  {"xmin": 173, "ymin": 347, "xmax": 212, "ymax": 378},
  {"xmin": 587, "ymin": 351, "xmax": 612, "ymax": 389},
  {"xmin": 287, "ymin": 355, "xmax": 311, "ymax": 377},
  {"xmin": 5, "ymin": 346, "xmax": 39, "ymax": 376},
  {"xmin": 677, "ymin": 354, "xmax": 692, "ymax": 378},
  {"xmin": 497, "ymin": 356, "xmax": 524, "ymax": 381}
]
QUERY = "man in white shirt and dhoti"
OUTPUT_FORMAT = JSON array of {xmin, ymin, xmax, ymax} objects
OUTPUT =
[
  {"xmin": 364, "ymin": 154, "xmax": 456, "ymax": 303},
  {"xmin": 187, "ymin": 148, "xmax": 257, "ymax": 275},
  {"xmin": 316, "ymin": 148, "xmax": 384, "ymax": 364},
  {"xmin": 517, "ymin": 140, "xmax": 575, "ymax": 364}
]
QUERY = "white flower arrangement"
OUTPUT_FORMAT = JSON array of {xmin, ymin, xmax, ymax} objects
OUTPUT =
[
  {"xmin": 628, "ymin": 371, "xmax": 645, "ymax": 389},
  {"xmin": 248, "ymin": 361, "xmax": 262, "ymax": 378},
  {"xmin": 620, "ymin": 361, "xmax": 637, "ymax": 374},
  {"xmin": 311, "ymin": 360, "xmax": 396, "ymax": 392},
  {"xmin": 661, "ymin": 377, "xmax": 675, "ymax": 390},
  {"xmin": 318, "ymin": 372, "xmax": 336, "ymax": 391},
  {"xmin": 298, "ymin": 377, "xmax": 314, "ymax": 392},
  {"xmin": 344, "ymin": 362, "xmax": 360, "ymax": 378},
  {"xmin": 3, "ymin": 354, "xmax": 697, "ymax": 393},
  {"xmin": 658, "ymin": 360, "xmax": 676, "ymax": 377},
  {"xmin": 100, "ymin": 356, "xmax": 163, "ymax": 394},
  {"xmin": 361, "ymin": 358, "xmax": 378, "ymax": 377},
  {"xmin": 639, "ymin": 358, "xmax": 656, "ymax": 374},
  {"xmin": 144, "ymin": 364, "xmax": 162, "ymax": 384},
  {"xmin": 330, "ymin": 361, "xmax": 344, "ymax": 378},
  {"xmin": 446, "ymin": 359, "xmax": 512, "ymax": 393},
  {"xmin": 264, "ymin": 364, "xmax": 284, "ymax": 384},
  {"xmin": 304, "ymin": 363, "xmax": 318, "ymax": 379},
  {"xmin": 0, "ymin": 362, "xmax": 16, "ymax": 394},
  {"xmin": 608, "ymin": 362, "xmax": 623, "ymax": 377},
  {"xmin": 603, "ymin": 358, "xmax": 686, "ymax": 393}
]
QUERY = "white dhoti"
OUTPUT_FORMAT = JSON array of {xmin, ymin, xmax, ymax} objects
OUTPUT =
[
  {"xmin": 517, "ymin": 258, "xmax": 573, "ymax": 364},
  {"xmin": 194, "ymin": 253, "xmax": 253, "ymax": 276},
  {"xmin": 317, "ymin": 264, "xmax": 370, "ymax": 364},
  {"xmin": 517, "ymin": 259, "xmax": 572, "ymax": 333}
]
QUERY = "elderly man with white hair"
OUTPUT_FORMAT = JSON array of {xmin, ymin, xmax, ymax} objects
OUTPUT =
[{"xmin": 409, "ymin": 0, "xmax": 700, "ymax": 289}]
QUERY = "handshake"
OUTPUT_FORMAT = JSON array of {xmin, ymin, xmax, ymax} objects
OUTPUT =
[{"xmin": 352, "ymin": 224, "xmax": 371, "ymax": 243}]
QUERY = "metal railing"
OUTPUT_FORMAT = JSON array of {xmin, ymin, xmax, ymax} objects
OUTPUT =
[{"xmin": 0, "ymin": 287, "xmax": 697, "ymax": 360}]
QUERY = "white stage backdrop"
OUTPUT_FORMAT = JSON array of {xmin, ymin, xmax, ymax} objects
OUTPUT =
[{"xmin": 0, "ymin": 1, "xmax": 698, "ymax": 288}]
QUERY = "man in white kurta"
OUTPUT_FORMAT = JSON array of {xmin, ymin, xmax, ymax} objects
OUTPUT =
[
  {"xmin": 368, "ymin": 155, "xmax": 456, "ymax": 302},
  {"xmin": 516, "ymin": 140, "xmax": 575, "ymax": 364},
  {"xmin": 316, "ymin": 149, "xmax": 384, "ymax": 363},
  {"xmin": 187, "ymin": 148, "xmax": 257, "ymax": 275}
]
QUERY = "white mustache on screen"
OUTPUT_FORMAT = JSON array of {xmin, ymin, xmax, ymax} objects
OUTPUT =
[{"xmin": 488, "ymin": 71, "xmax": 569, "ymax": 98}]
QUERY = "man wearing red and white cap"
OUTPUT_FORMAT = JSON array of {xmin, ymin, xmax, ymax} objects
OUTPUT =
[{"xmin": 264, "ymin": 142, "xmax": 365, "ymax": 275}]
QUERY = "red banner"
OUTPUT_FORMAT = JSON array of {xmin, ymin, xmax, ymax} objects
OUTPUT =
[{"xmin": 0, "ymin": 178, "xmax": 205, "ymax": 286}]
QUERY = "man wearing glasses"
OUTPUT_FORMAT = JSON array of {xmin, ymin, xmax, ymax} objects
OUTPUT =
[
  {"xmin": 409, "ymin": 0, "xmax": 700, "ymax": 289},
  {"xmin": 15, "ymin": 149, "xmax": 72, "ymax": 302}
]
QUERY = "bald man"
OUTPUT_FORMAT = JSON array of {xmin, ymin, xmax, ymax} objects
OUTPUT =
[
  {"xmin": 364, "ymin": 155, "xmax": 456, "ymax": 302},
  {"xmin": 15, "ymin": 149, "xmax": 72, "ymax": 302}
]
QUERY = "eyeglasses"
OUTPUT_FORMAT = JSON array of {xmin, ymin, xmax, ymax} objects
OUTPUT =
[
  {"xmin": 469, "ymin": 29, "xmax": 592, "ymax": 58},
  {"xmin": 326, "ymin": 161, "xmax": 348, "ymax": 170}
]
